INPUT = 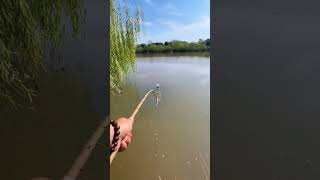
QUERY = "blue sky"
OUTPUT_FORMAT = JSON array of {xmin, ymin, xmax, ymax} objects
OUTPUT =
[{"xmin": 132, "ymin": 0, "xmax": 210, "ymax": 44}]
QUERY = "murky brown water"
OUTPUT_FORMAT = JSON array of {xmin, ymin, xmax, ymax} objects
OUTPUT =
[{"xmin": 110, "ymin": 55, "xmax": 210, "ymax": 180}]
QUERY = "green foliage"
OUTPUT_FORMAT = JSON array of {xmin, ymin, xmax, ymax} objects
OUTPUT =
[
  {"xmin": 0, "ymin": 0, "xmax": 82, "ymax": 108},
  {"xmin": 136, "ymin": 39, "xmax": 210, "ymax": 53},
  {"xmin": 110, "ymin": 0, "xmax": 143, "ymax": 94}
]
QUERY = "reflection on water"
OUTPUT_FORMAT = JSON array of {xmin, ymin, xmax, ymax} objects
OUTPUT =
[{"xmin": 111, "ymin": 56, "xmax": 210, "ymax": 180}]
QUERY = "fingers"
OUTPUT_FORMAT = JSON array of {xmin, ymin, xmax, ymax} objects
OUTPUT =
[
  {"xmin": 122, "ymin": 133, "xmax": 132, "ymax": 145},
  {"xmin": 127, "ymin": 131, "xmax": 132, "ymax": 138},
  {"xmin": 119, "ymin": 140, "xmax": 128, "ymax": 152},
  {"xmin": 119, "ymin": 132, "xmax": 132, "ymax": 152},
  {"xmin": 114, "ymin": 117, "xmax": 134, "ymax": 152},
  {"xmin": 124, "ymin": 134, "xmax": 132, "ymax": 144},
  {"xmin": 116, "ymin": 117, "xmax": 134, "ymax": 139}
]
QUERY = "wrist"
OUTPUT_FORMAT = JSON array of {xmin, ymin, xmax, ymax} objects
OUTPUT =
[
  {"xmin": 110, "ymin": 125, "xmax": 114, "ymax": 146},
  {"xmin": 110, "ymin": 120, "xmax": 121, "ymax": 153}
]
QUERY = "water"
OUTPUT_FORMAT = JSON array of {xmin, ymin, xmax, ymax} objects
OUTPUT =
[
  {"xmin": 0, "ymin": 1, "xmax": 107, "ymax": 179},
  {"xmin": 110, "ymin": 55, "xmax": 210, "ymax": 180}
]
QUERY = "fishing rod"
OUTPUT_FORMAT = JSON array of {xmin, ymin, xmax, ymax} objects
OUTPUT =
[
  {"xmin": 60, "ymin": 84, "xmax": 161, "ymax": 180},
  {"xmin": 110, "ymin": 83, "xmax": 161, "ymax": 163}
]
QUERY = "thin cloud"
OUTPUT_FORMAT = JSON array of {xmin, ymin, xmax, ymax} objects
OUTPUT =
[
  {"xmin": 144, "ymin": 21, "xmax": 153, "ymax": 26},
  {"xmin": 145, "ymin": 0, "xmax": 154, "ymax": 5},
  {"xmin": 139, "ymin": 16, "xmax": 210, "ymax": 43},
  {"xmin": 164, "ymin": 2, "xmax": 183, "ymax": 16},
  {"xmin": 168, "ymin": 11, "xmax": 183, "ymax": 16}
]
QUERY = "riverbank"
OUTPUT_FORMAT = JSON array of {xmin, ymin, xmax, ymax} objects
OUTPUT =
[
  {"xmin": 136, "ymin": 39, "xmax": 210, "ymax": 54},
  {"xmin": 136, "ymin": 51, "xmax": 210, "ymax": 57}
]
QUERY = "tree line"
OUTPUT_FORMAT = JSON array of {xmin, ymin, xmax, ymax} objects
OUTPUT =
[{"xmin": 136, "ymin": 39, "xmax": 210, "ymax": 53}]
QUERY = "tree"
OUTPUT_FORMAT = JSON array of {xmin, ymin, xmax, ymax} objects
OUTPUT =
[
  {"xmin": 204, "ymin": 38, "xmax": 210, "ymax": 46},
  {"xmin": 110, "ymin": 0, "xmax": 143, "ymax": 94}
]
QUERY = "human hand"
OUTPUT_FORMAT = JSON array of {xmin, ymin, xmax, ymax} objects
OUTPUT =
[
  {"xmin": 119, "ymin": 131, "xmax": 132, "ymax": 152},
  {"xmin": 111, "ymin": 117, "xmax": 133, "ymax": 152}
]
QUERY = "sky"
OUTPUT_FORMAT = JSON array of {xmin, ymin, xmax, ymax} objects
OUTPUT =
[{"xmin": 131, "ymin": 0, "xmax": 210, "ymax": 44}]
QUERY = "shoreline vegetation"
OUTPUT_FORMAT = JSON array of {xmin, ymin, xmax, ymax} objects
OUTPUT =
[
  {"xmin": 136, "ymin": 51, "xmax": 210, "ymax": 57},
  {"xmin": 136, "ymin": 39, "xmax": 210, "ymax": 53}
]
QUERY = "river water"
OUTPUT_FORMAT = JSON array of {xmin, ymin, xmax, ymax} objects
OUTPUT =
[{"xmin": 110, "ymin": 55, "xmax": 210, "ymax": 180}]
